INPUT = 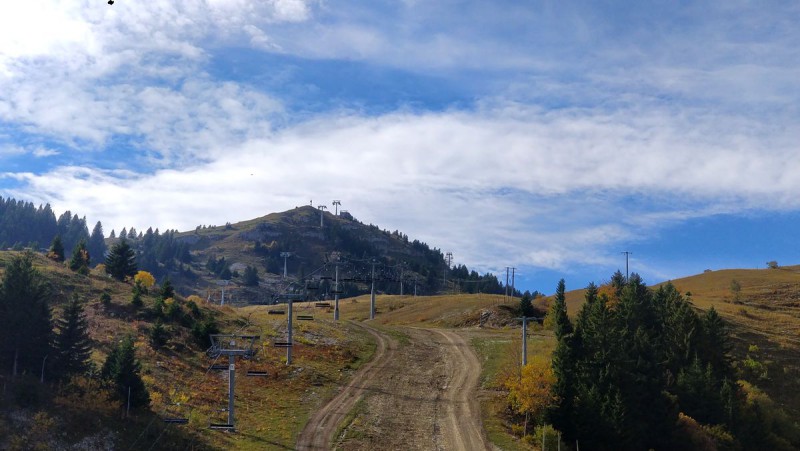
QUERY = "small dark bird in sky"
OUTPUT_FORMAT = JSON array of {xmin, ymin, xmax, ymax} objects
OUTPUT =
[{"xmin": 108, "ymin": 0, "xmax": 114, "ymax": 4}]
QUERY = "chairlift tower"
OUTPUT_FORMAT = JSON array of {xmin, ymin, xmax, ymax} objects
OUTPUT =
[
  {"xmin": 274, "ymin": 293, "xmax": 304, "ymax": 365},
  {"xmin": 332, "ymin": 261, "xmax": 343, "ymax": 321},
  {"xmin": 280, "ymin": 252, "xmax": 292, "ymax": 279},
  {"xmin": 216, "ymin": 280, "xmax": 229, "ymax": 305},
  {"xmin": 206, "ymin": 334, "xmax": 259, "ymax": 430},
  {"xmin": 318, "ymin": 205, "xmax": 327, "ymax": 227},
  {"xmin": 332, "ymin": 200, "xmax": 341, "ymax": 216}
]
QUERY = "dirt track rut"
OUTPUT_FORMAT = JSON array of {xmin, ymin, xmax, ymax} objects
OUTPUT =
[{"xmin": 296, "ymin": 323, "xmax": 490, "ymax": 450}]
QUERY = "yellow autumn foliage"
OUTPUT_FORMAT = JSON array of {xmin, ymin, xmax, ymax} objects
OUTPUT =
[
  {"xmin": 504, "ymin": 354, "xmax": 557, "ymax": 419},
  {"xmin": 134, "ymin": 271, "xmax": 156, "ymax": 289}
]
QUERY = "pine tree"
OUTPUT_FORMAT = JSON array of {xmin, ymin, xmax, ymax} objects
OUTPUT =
[
  {"xmin": 551, "ymin": 278, "xmax": 573, "ymax": 340},
  {"xmin": 0, "ymin": 252, "xmax": 53, "ymax": 378},
  {"xmin": 149, "ymin": 319, "xmax": 168, "ymax": 349},
  {"xmin": 53, "ymin": 294, "xmax": 92, "ymax": 380},
  {"xmin": 102, "ymin": 335, "xmax": 149, "ymax": 408},
  {"xmin": 159, "ymin": 278, "xmax": 175, "ymax": 300},
  {"xmin": 68, "ymin": 239, "xmax": 90, "ymax": 274},
  {"xmin": 700, "ymin": 307, "xmax": 734, "ymax": 381},
  {"xmin": 48, "ymin": 235, "xmax": 65, "ymax": 262},
  {"xmin": 105, "ymin": 239, "xmax": 137, "ymax": 281},
  {"xmin": 243, "ymin": 265, "xmax": 260, "ymax": 286},
  {"xmin": 88, "ymin": 221, "xmax": 106, "ymax": 266}
]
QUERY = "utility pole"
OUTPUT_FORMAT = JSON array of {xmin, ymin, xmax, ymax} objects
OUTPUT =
[
  {"xmin": 370, "ymin": 260, "xmax": 377, "ymax": 320},
  {"xmin": 505, "ymin": 267, "xmax": 510, "ymax": 303},
  {"xmin": 281, "ymin": 252, "xmax": 291, "ymax": 279},
  {"xmin": 621, "ymin": 251, "xmax": 632, "ymax": 281},
  {"xmin": 334, "ymin": 263, "xmax": 341, "ymax": 321},
  {"xmin": 510, "ymin": 267, "xmax": 517, "ymax": 305},
  {"xmin": 399, "ymin": 263, "xmax": 404, "ymax": 296},
  {"xmin": 444, "ymin": 252, "xmax": 453, "ymax": 292},
  {"xmin": 515, "ymin": 315, "xmax": 542, "ymax": 367},
  {"xmin": 318, "ymin": 205, "xmax": 327, "ymax": 227},
  {"xmin": 332, "ymin": 200, "xmax": 341, "ymax": 216}
]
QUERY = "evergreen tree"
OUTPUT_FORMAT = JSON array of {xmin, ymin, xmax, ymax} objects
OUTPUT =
[
  {"xmin": 519, "ymin": 292, "xmax": 534, "ymax": 317},
  {"xmin": 105, "ymin": 239, "xmax": 137, "ymax": 281},
  {"xmin": 88, "ymin": 221, "xmax": 106, "ymax": 265},
  {"xmin": 48, "ymin": 235, "xmax": 65, "ymax": 262},
  {"xmin": 53, "ymin": 294, "xmax": 92, "ymax": 380},
  {"xmin": 102, "ymin": 336, "xmax": 149, "ymax": 408},
  {"xmin": 243, "ymin": 265, "xmax": 260, "ymax": 286},
  {"xmin": 700, "ymin": 307, "xmax": 734, "ymax": 380},
  {"xmin": 549, "ymin": 280, "xmax": 580, "ymax": 440},
  {"xmin": 68, "ymin": 239, "xmax": 90, "ymax": 274},
  {"xmin": 149, "ymin": 319, "xmax": 168, "ymax": 349},
  {"xmin": 159, "ymin": 278, "xmax": 175, "ymax": 300},
  {"xmin": 0, "ymin": 252, "xmax": 53, "ymax": 378},
  {"xmin": 551, "ymin": 278, "xmax": 573, "ymax": 340}
]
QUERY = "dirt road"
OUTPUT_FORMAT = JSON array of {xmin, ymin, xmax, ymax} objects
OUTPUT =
[
  {"xmin": 296, "ymin": 322, "xmax": 396, "ymax": 450},
  {"xmin": 296, "ymin": 323, "xmax": 491, "ymax": 450}
]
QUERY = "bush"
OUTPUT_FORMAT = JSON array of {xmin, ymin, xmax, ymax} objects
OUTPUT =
[
  {"xmin": 100, "ymin": 291, "xmax": 111, "ymax": 307},
  {"xmin": 532, "ymin": 424, "xmax": 565, "ymax": 449},
  {"xmin": 131, "ymin": 291, "xmax": 143, "ymax": 308},
  {"xmin": 191, "ymin": 317, "xmax": 220, "ymax": 348},
  {"xmin": 149, "ymin": 320, "xmax": 169, "ymax": 349},
  {"xmin": 164, "ymin": 299, "xmax": 182, "ymax": 322},
  {"xmin": 185, "ymin": 298, "xmax": 201, "ymax": 317}
]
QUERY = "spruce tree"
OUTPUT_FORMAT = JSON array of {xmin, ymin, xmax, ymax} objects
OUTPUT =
[
  {"xmin": 48, "ymin": 235, "xmax": 65, "ymax": 262},
  {"xmin": 88, "ymin": 221, "xmax": 106, "ymax": 265},
  {"xmin": 105, "ymin": 239, "xmax": 137, "ymax": 281},
  {"xmin": 149, "ymin": 319, "xmax": 168, "ymax": 349},
  {"xmin": 0, "ymin": 252, "xmax": 53, "ymax": 378},
  {"xmin": 159, "ymin": 278, "xmax": 175, "ymax": 300},
  {"xmin": 551, "ymin": 278, "xmax": 573, "ymax": 340},
  {"xmin": 68, "ymin": 239, "xmax": 90, "ymax": 274},
  {"xmin": 243, "ymin": 265, "xmax": 260, "ymax": 286},
  {"xmin": 102, "ymin": 335, "xmax": 149, "ymax": 408},
  {"xmin": 53, "ymin": 294, "xmax": 92, "ymax": 380}
]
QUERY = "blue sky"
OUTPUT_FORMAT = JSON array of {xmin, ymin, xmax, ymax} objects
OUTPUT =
[{"xmin": 1, "ymin": 1, "xmax": 799, "ymax": 294}]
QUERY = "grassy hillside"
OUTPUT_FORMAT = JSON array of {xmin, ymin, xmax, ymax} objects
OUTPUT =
[
  {"xmin": 163, "ymin": 206, "xmax": 451, "ymax": 303},
  {"xmin": 0, "ymin": 251, "xmax": 377, "ymax": 450}
]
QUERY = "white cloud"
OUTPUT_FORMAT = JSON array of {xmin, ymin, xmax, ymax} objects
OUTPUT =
[
  {"xmin": 32, "ymin": 148, "xmax": 60, "ymax": 158},
  {"xmin": 0, "ymin": 145, "xmax": 27, "ymax": 157},
  {"xmin": 7, "ymin": 102, "xmax": 800, "ymax": 275},
  {"xmin": 1, "ymin": 0, "xmax": 800, "ymax": 286}
]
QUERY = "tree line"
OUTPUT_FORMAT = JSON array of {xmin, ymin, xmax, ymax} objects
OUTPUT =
[
  {"xmin": 513, "ymin": 272, "xmax": 800, "ymax": 450},
  {"xmin": 0, "ymin": 196, "xmax": 106, "ymax": 261},
  {"xmin": 0, "ymin": 252, "xmax": 149, "ymax": 409}
]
